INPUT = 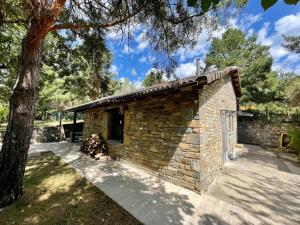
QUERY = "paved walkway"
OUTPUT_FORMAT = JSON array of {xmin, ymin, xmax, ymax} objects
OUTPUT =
[{"xmin": 28, "ymin": 142, "xmax": 300, "ymax": 225}]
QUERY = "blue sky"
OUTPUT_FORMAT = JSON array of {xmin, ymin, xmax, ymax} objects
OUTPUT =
[{"xmin": 106, "ymin": 1, "xmax": 300, "ymax": 86}]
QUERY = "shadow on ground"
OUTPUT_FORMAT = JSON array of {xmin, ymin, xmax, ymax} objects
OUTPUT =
[
  {"xmin": 14, "ymin": 142, "xmax": 300, "ymax": 225},
  {"xmin": 46, "ymin": 142, "xmax": 197, "ymax": 225},
  {"xmin": 0, "ymin": 152, "xmax": 142, "ymax": 225},
  {"xmin": 203, "ymin": 144, "xmax": 300, "ymax": 225}
]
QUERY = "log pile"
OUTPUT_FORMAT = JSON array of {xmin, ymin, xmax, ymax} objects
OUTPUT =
[{"xmin": 81, "ymin": 134, "xmax": 112, "ymax": 161}]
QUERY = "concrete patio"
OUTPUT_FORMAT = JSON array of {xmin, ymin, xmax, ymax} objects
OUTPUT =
[{"xmin": 27, "ymin": 142, "xmax": 300, "ymax": 225}]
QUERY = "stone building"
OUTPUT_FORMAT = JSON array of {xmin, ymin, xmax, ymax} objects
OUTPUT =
[{"xmin": 67, "ymin": 66, "xmax": 241, "ymax": 193}]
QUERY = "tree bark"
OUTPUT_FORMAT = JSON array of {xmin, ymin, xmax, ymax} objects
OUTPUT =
[{"xmin": 0, "ymin": 23, "xmax": 44, "ymax": 208}]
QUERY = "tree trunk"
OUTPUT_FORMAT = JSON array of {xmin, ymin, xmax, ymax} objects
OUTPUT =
[
  {"xmin": 59, "ymin": 110, "xmax": 66, "ymax": 141},
  {"xmin": 0, "ymin": 23, "xmax": 44, "ymax": 208}
]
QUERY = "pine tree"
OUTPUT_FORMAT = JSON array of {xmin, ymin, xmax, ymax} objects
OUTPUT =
[{"xmin": 205, "ymin": 28, "xmax": 282, "ymax": 104}]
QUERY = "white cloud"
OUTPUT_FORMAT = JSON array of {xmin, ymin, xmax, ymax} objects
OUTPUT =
[
  {"xmin": 122, "ymin": 45, "xmax": 134, "ymax": 54},
  {"xmin": 257, "ymin": 22, "xmax": 273, "ymax": 45},
  {"xmin": 247, "ymin": 28, "xmax": 255, "ymax": 36},
  {"xmin": 137, "ymin": 41, "xmax": 149, "ymax": 51},
  {"xmin": 272, "ymin": 53, "xmax": 300, "ymax": 74},
  {"xmin": 109, "ymin": 65, "xmax": 118, "ymax": 74},
  {"xmin": 240, "ymin": 14, "xmax": 262, "ymax": 29},
  {"xmin": 119, "ymin": 76, "xmax": 126, "ymax": 83},
  {"xmin": 138, "ymin": 55, "xmax": 155, "ymax": 63},
  {"xmin": 145, "ymin": 68, "xmax": 159, "ymax": 75},
  {"xmin": 175, "ymin": 62, "xmax": 197, "ymax": 78},
  {"xmin": 271, "ymin": 46, "xmax": 288, "ymax": 61},
  {"xmin": 135, "ymin": 32, "xmax": 149, "ymax": 52},
  {"xmin": 275, "ymin": 12, "xmax": 300, "ymax": 36},
  {"xmin": 139, "ymin": 56, "xmax": 147, "ymax": 62},
  {"xmin": 255, "ymin": 12, "xmax": 300, "ymax": 70},
  {"xmin": 134, "ymin": 79, "xmax": 143, "ymax": 89},
  {"xmin": 148, "ymin": 55, "xmax": 156, "ymax": 63},
  {"xmin": 106, "ymin": 28, "xmax": 123, "ymax": 40},
  {"xmin": 106, "ymin": 23, "xmax": 143, "ymax": 40},
  {"xmin": 177, "ymin": 32, "xmax": 210, "ymax": 62},
  {"xmin": 175, "ymin": 13, "xmax": 262, "ymax": 63},
  {"xmin": 272, "ymin": 62, "xmax": 300, "ymax": 75}
]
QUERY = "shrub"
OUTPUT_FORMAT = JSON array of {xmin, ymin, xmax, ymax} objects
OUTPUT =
[
  {"xmin": 0, "ymin": 104, "xmax": 8, "ymax": 123},
  {"xmin": 288, "ymin": 127, "xmax": 300, "ymax": 155}
]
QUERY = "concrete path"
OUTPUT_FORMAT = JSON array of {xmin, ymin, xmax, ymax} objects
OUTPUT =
[
  {"xmin": 29, "ymin": 142, "xmax": 203, "ymax": 225},
  {"xmin": 27, "ymin": 143, "xmax": 300, "ymax": 225},
  {"xmin": 195, "ymin": 145, "xmax": 300, "ymax": 225}
]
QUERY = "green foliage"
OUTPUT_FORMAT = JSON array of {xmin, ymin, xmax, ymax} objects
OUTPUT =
[
  {"xmin": 201, "ymin": 0, "xmax": 213, "ymax": 12},
  {"xmin": 0, "ymin": 104, "xmax": 8, "ymax": 123},
  {"xmin": 287, "ymin": 76, "xmax": 300, "ymax": 106},
  {"xmin": 0, "ymin": 24, "xmax": 25, "ymax": 102},
  {"xmin": 261, "ymin": 0, "xmax": 299, "ymax": 10},
  {"xmin": 187, "ymin": 0, "xmax": 199, "ymax": 7},
  {"xmin": 205, "ymin": 28, "xmax": 284, "ymax": 104},
  {"xmin": 284, "ymin": 0, "xmax": 300, "ymax": 5},
  {"xmin": 0, "ymin": 21, "xmax": 118, "ymax": 120},
  {"xmin": 261, "ymin": 0, "xmax": 277, "ymax": 10},
  {"xmin": 288, "ymin": 128, "xmax": 300, "ymax": 154},
  {"xmin": 282, "ymin": 35, "xmax": 300, "ymax": 54},
  {"xmin": 186, "ymin": 0, "xmax": 298, "ymax": 11},
  {"xmin": 143, "ymin": 70, "xmax": 164, "ymax": 87},
  {"xmin": 187, "ymin": 0, "xmax": 245, "ymax": 10},
  {"xmin": 115, "ymin": 78, "xmax": 137, "ymax": 95}
]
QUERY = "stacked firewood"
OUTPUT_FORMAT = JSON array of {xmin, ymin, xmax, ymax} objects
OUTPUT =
[{"xmin": 81, "ymin": 134, "xmax": 111, "ymax": 160}]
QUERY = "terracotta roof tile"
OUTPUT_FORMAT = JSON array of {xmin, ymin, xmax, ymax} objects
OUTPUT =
[{"xmin": 66, "ymin": 66, "xmax": 241, "ymax": 112}]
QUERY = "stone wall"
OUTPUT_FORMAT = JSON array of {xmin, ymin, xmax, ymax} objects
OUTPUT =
[
  {"xmin": 197, "ymin": 75, "xmax": 237, "ymax": 190},
  {"xmin": 238, "ymin": 120, "xmax": 300, "ymax": 148},
  {"xmin": 0, "ymin": 127, "xmax": 60, "ymax": 143},
  {"xmin": 83, "ymin": 75, "xmax": 237, "ymax": 193},
  {"xmin": 0, "ymin": 122, "xmax": 83, "ymax": 143}
]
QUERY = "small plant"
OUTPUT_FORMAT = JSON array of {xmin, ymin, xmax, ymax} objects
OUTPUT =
[{"xmin": 0, "ymin": 104, "xmax": 8, "ymax": 123}]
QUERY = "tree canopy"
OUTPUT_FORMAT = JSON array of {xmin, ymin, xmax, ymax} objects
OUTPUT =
[
  {"xmin": 205, "ymin": 28, "xmax": 286, "ymax": 104},
  {"xmin": 282, "ymin": 35, "xmax": 300, "ymax": 106},
  {"xmin": 287, "ymin": 76, "xmax": 300, "ymax": 106},
  {"xmin": 0, "ymin": 22, "xmax": 118, "ymax": 120},
  {"xmin": 282, "ymin": 35, "xmax": 300, "ymax": 54},
  {"xmin": 143, "ymin": 69, "xmax": 164, "ymax": 87}
]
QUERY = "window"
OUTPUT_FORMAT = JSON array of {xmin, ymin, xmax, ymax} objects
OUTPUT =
[{"xmin": 108, "ymin": 108, "xmax": 124, "ymax": 142}]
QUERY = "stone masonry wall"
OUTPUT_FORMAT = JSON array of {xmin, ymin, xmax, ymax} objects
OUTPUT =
[
  {"xmin": 197, "ymin": 76, "xmax": 237, "ymax": 191},
  {"xmin": 238, "ymin": 121, "xmax": 300, "ymax": 148},
  {"xmin": 83, "ymin": 88, "xmax": 201, "ymax": 191},
  {"xmin": 83, "ymin": 75, "xmax": 237, "ymax": 193},
  {"xmin": 1, "ymin": 127, "xmax": 60, "ymax": 144}
]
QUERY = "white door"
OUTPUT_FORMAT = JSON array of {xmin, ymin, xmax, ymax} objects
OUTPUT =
[{"xmin": 221, "ymin": 111, "xmax": 236, "ymax": 162}]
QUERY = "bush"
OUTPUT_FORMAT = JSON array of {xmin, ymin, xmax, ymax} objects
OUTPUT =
[
  {"xmin": 288, "ymin": 128, "xmax": 300, "ymax": 155},
  {"xmin": 0, "ymin": 104, "xmax": 8, "ymax": 123}
]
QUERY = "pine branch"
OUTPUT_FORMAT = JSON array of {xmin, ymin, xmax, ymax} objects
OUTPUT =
[
  {"xmin": 50, "ymin": 15, "xmax": 134, "ymax": 31},
  {"xmin": 0, "ymin": 19, "xmax": 28, "ymax": 25}
]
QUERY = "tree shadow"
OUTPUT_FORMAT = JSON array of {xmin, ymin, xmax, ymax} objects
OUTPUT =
[
  {"xmin": 237, "ymin": 144, "xmax": 300, "ymax": 175},
  {"xmin": 200, "ymin": 214, "xmax": 230, "ymax": 225},
  {"xmin": 22, "ymin": 141, "xmax": 300, "ymax": 225},
  {"xmin": 0, "ymin": 152, "xmax": 142, "ymax": 225},
  {"xmin": 207, "ymin": 145, "xmax": 300, "ymax": 225},
  {"xmin": 27, "ymin": 142, "xmax": 202, "ymax": 224}
]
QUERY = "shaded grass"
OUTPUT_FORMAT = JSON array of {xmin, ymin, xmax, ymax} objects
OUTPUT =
[{"xmin": 0, "ymin": 152, "xmax": 142, "ymax": 225}]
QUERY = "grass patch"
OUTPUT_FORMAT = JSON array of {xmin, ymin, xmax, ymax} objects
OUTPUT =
[{"xmin": 0, "ymin": 152, "xmax": 142, "ymax": 225}]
